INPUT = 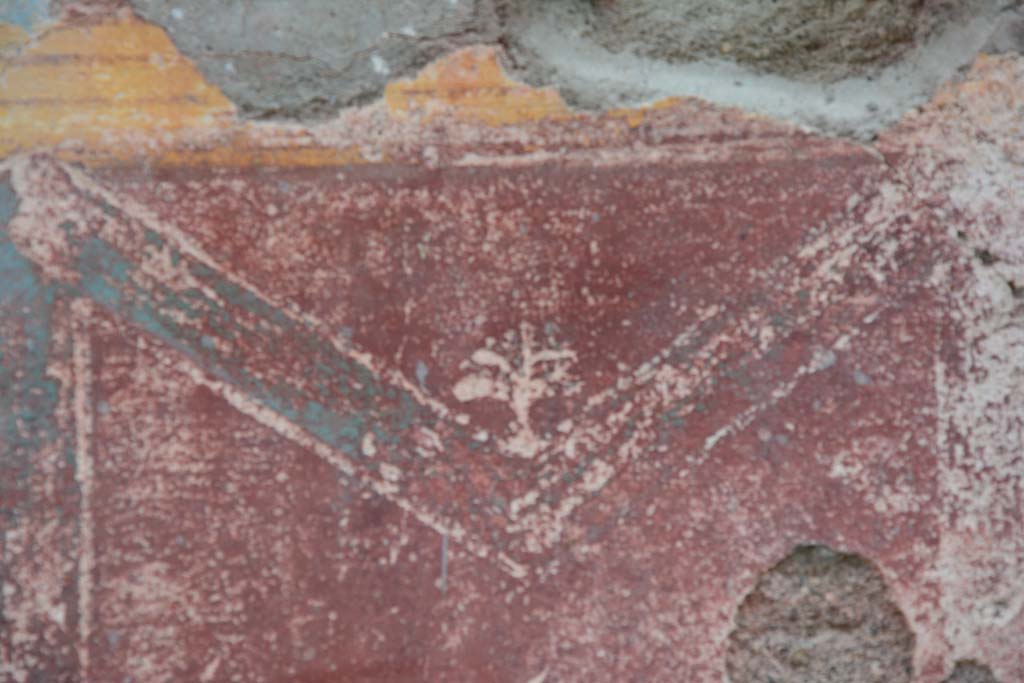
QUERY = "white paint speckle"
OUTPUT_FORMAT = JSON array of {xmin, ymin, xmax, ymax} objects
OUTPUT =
[
  {"xmin": 199, "ymin": 658, "xmax": 221, "ymax": 683},
  {"xmin": 361, "ymin": 431, "xmax": 377, "ymax": 457},
  {"xmin": 380, "ymin": 463, "xmax": 401, "ymax": 482},
  {"xmin": 370, "ymin": 54, "xmax": 391, "ymax": 76},
  {"xmin": 527, "ymin": 669, "xmax": 549, "ymax": 683}
]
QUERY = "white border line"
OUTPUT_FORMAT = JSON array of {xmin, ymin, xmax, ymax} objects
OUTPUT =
[{"xmin": 71, "ymin": 298, "xmax": 96, "ymax": 680}]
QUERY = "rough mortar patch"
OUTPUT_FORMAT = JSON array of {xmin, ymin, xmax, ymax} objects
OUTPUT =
[
  {"xmin": 502, "ymin": 0, "xmax": 1018, "ymax": 138},
  {"xmin": 119, "ymin": 0, "xmax": 1021, "ymax": 133},
  {"xmin": 128, "ymin": 0, "xmax": 505, "ymax": 120},
  {"xmin": 586, "ymin": 0, "xmax": 926, "ymax": 82},
  {"xmin": 726, "ymin": 545, "xmax": 915, "ymax": 683}
]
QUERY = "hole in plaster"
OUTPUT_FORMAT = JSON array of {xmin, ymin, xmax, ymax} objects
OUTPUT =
[
  {"xmin": 975, "ymin": 248, "xmax": 999, "ymax": 266},
  {"xmin": 943, "ymin": 660, "xmax": 1002, "ymax": 683},
  {"xmin": 725, "ymin": 544, "xmax": 915, "ymax": 683}
]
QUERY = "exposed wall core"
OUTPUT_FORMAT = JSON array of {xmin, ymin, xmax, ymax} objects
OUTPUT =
[
  {"xmin": 504, "ymin": 0, "xmax": 1020, "ymax": 138},
  {"xmin": 128, "ymin": 0, "xmax": 506, "ymax": 120},
  {"xmin": 586, "ymin": 0, "xmax": 928, "ymax": 82},
  {"xmin": 118, "ymin": 0, "xmax": 1021, "ymax": 136},
  {"xmin": 726, "ymin": 545, "xmax": 915, "ymax": 683}
]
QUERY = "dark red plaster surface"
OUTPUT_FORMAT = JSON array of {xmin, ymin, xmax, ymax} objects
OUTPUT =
[{"xmin": 2, "ymin": 55, "xmax": 1023, "ymax": 683}]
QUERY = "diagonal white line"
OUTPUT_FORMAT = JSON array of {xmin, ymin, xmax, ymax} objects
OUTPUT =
[
  {"xmin": 504, "ymin": 207, "xmax": 882, "ymax": 525},
  {"xmin": 57, "ymin": 160, "xmax": 456, "ymax": 423},
  {"xmin": 13, "ymin": 157, "xmax": 525, "ymax": 578},
  {"xmin": 179, "ymin": 358, "xmax": 528, "ymax": 579}
]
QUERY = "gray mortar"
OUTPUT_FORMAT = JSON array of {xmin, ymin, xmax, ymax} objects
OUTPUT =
[
  {"xmin": 127, "ymin": 0, "xmax": 1021, "ymax": 134},
  {"xmin": 944, "ymin": 661, "xmax": 1002, "ymax": 683},
  {"xmin": 725, "ymin": 545, "xmax": 915, "ymax": 683},
  {"xmin": 502, "ymin": 0, "xmax": 1020, "ymax": 139},
  {"xmin": 586, "ymin": 0, "xmax": 929, "ymax": 83},
  {"xmin": 129, "ymin": 0, "xmax": 506, "ymax": 120}
]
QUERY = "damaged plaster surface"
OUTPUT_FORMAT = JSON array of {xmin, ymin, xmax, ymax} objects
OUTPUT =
[
  {"xmin": 506, "ymin": 0, "xmax": 1022, "ymax": 138},
  {"xmin": 578, "ymin": 0, "xmax": 950, "ymax": 81},
  {"xmin": 120, "ymin": 0, "xmax": 1024, "ymax": 136},
  {"xmin": 129, "ymin": 0, "xmax": 508, "ymax": 120},
  {"xmin": 727, "ymin": 546, "xmax": 915, "ymax": 683},
  {"xmin": 944, "ymin": 661, "xmax": 1003, "ymax": 683}
]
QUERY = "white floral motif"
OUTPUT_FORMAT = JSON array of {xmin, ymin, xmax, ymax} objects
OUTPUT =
[{"xmin": 452, "ymin": 322, "xmax": 579, "ymax": 459}]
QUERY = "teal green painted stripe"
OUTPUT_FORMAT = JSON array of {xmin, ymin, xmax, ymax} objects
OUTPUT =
[
  {"xmin": 72, "ymin": 234, "xmax": 430, "ymax": 463},
  {"xmin": 1, "ymin": 180, "xmax": 61, "ymax": 522}
]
